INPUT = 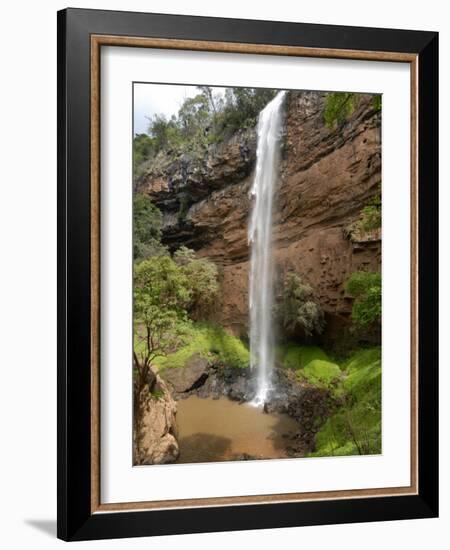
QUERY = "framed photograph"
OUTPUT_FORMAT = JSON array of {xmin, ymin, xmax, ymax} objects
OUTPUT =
[{"xmin": 57, "ymin": 8, "xmax": 438, "ymax": 541}]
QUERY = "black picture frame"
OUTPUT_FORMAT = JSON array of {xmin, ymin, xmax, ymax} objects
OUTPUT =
[{"xmin": 57, "ymin": 7, "xmax": 438, "ymax": 541}]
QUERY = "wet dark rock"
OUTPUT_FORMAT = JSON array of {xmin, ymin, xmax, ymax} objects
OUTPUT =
[{"xmin": 160, "ymin": 353, "xmax": 209, "ymax": 394}]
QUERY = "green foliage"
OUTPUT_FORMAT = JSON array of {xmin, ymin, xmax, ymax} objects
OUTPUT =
[
  {"xmin": 355, "ymin": 190, "xmax": 382, "ymax": 233},
  {"xmin": 278, "ymin": 345, "xmax": 342, "ymax": 391},
  {"xmin": 310, "ymin": 348, "xmax": 381, "ymax": 457},
  {"xmin": 323, "ymin": 92, "xmax": 359, "ymax": 128},
  {"xmin": 148, "ymin": 113, "xmax": 184, "ymax": 150},
  {"xmin": 133, "ymin": 255, "xmax": 192, "ymax": 365},
  {"xmin": 276, "ymin": 273, "xmax": 325, "ymax": 337},
  {"xmin": 300, "ymin": 360, "xmax": 342, "ymax": 388},
  {"xmin": 278, "ymin": 345, "xmax": 329, "ymax": 370},
  {"xmin": 278, "ymin": 345, "xmax": 381, "ymax": 456},
  {"xmin": 216, "ymin": 88, "xmax": 277, "ymax": 135},
  {"xmin": 150, "ymin": 388, "xmax": 164, "ymax": 400},
  {"xmin": 154, "ymin": 323, "xmax": 250, "ymax": 371},
  {"xmin": 373, "ymin": 94, "xmax": 382, "ymax": 112},
  {"xmin": 359, "ymin": 205, "xmax": 381, "ymax": 232},
  {"xmin": 346, "ymin": 271, "xmax": 382, "ymax": 327},
  {"xmin": 133, "ymin": 194, "xmax": 167, "ymax": 260},
  {"xmin": 133, "ymin": 133, "xmax": 155, "ymax": 170},
  {"xmin": 135, "ymin": 87, "xmax": 277, "ymax": 170},
  {"xmin": 174, "ymin": 247, "xmax": 220, "ymax": 320},
  {"xmin": 177, "ymin": 93, "xmax": 211, "ymax": 138}
]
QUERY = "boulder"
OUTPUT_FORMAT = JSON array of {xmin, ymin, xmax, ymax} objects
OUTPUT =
[{"xmin": 161, "ymin": 353, "xmax": 209, "ymax": 394}]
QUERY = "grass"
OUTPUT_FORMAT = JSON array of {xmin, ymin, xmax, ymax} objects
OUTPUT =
[
  {"xmin": 150, "ymin": 388, "xmax": 165, "ymax": 400},
  {"xmin": 152, "ymin": 323, "xmax": 250, "ymax": 371},
  {"xmin": 309, "ymin": 347, "xmax": 381, "ymax": 457},
  {"xmin": 277, "ymin": 345, "xmax": 342, "ymax": 391}
]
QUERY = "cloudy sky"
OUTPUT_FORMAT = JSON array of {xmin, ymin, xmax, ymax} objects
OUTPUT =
[{"xmin": 133, "ymin": 83, "xmax": 226, "ymax": 135}]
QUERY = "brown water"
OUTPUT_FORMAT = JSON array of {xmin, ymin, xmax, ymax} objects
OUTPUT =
[{"xmin": 176, "ymin": 396, "xmax": 299, "ymax": 463}]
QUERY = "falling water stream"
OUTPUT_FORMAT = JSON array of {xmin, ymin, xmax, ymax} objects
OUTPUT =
[{"xmin": 248, "ymin": 91, "xmax": 286, "ymax": 406}]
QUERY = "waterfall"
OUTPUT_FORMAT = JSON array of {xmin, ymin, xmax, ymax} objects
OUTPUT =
[{"xmin": 248, "ymin": 91, "xmax": 286, "ymax": 406}]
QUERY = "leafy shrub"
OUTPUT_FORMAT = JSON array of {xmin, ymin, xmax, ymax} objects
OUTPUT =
[
  {"xmin": 134, "ymin": 256, "xmax": 191, "ymax": 329},
  {"xmin": 133, "ymin": 133, "xmax": 155, "ymax": 170},
  {"xmin": 174, "ymin": 247, "xmax": 220, "ymax": 320},
  {"xmin": 310, "ymin": 347, "xmax": 381, "ymax": 457},
  {"xmin": 346, "ymin": 271, "xmax": 382, "ymax": 327},
  {"xmin": 359, "ymin": 191, "xmax": 381, "ymax": 232},
  {"xmin": 276, "ymin": 273, "xmax": 325, "ymax": 337},
  {"xmin": 133, "ymin": 194, "xmax": 167, "ymax": 260}
]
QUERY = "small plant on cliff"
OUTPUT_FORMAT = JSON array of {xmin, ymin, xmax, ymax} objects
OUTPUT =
[
  {"xmin": 323, "ymin": 92, "xmax": 359, "ymax": 128},
  {"xmin": 359, "ymin": 191, "xmax": 381, "ymax": 232},
  {"xmin": 174, "ymin": 246, "xmax": 220, "ymax": 321},
  {"xmin": 346, "ymin": 188, "xmax": 382, "ymax": 241},
  {"xmin": 372, "ymin": 94, "xmax": 382, "ymax": 112},
  {"xmin": 276, "ymin": 273, "xmax": 325, "ymax": 337},
  {"xmin": 345, "ymin": 271, "xmax": 381, "ymax": 327}
]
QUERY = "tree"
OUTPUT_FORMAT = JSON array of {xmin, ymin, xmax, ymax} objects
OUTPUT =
[
  {"xmin": 147, "ymin": 113, "xmax": 182, "ymax": 150},
  {"xmin": 177, "ymin": 94, "xmax": 211, "ymax": 139},
  {"xmin": 133, "ymin": 256, "xmax": 191, "ymax": 457},
  {"xmin": 217, "ymin": 88, "xmax": 277, "ymax": 134},
  {"xmin": 173, "ymin": 246, "xmax": 220, "ymax": 320},
  {"xmin": 133, "ymin": 194, "xmax": 167, "ymax": 260},
  {"xmin": 197, "ymin": 85, "xmax": 218, "ymax": 116},
  {"xmin": 134, "ymin": 255, "xmax": 191, "ymax": 368},
  {"xmin": 133, "ymin": 133, "xmax": 155, "ymax": 170},
  {"xmin": 345, "ymin": 271, "xmax": 381, "ymax": 327},
  {"xmin": 277, "ymin": 273, "xmax": 325, "ymax": 337}
]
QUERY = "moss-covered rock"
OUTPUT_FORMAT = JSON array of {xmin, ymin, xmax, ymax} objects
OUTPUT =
[
  {"xmin": 153, "ymin": 323, "xmax": 249, "ymax": 371},
  {"xmin": 278, "ymin": 345, "xmax": 342, "ymax": 391}
]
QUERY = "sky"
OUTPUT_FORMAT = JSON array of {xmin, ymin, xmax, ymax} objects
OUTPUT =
[{"xmin": 133, "ymin": 83, "xmax": 226, "ymax": 135}]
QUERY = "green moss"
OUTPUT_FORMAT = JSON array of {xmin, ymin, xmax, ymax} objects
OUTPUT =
[
  {"xmin": 278, "ymin": 345, "xmax": 330, "ymax": 370},
  {"xmin": 278, "ymin": 345, "xmax": 342, "ymax": 391},
  {"xmin": 310, "ymin": 347, "xmax": 381, "ymax": 457},
  {"xmin": 153, "ymin": 323, "xmax": 249, "ymax": 371},
  {"xmin": 300, "ymin": 360, "xmax": 342, "ymax": 388}
]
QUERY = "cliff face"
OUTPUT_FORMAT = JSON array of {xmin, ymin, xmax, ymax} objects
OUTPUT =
[{"xmin": 138, "ymin": 91, "xmax": 381, "ymax": 339}]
